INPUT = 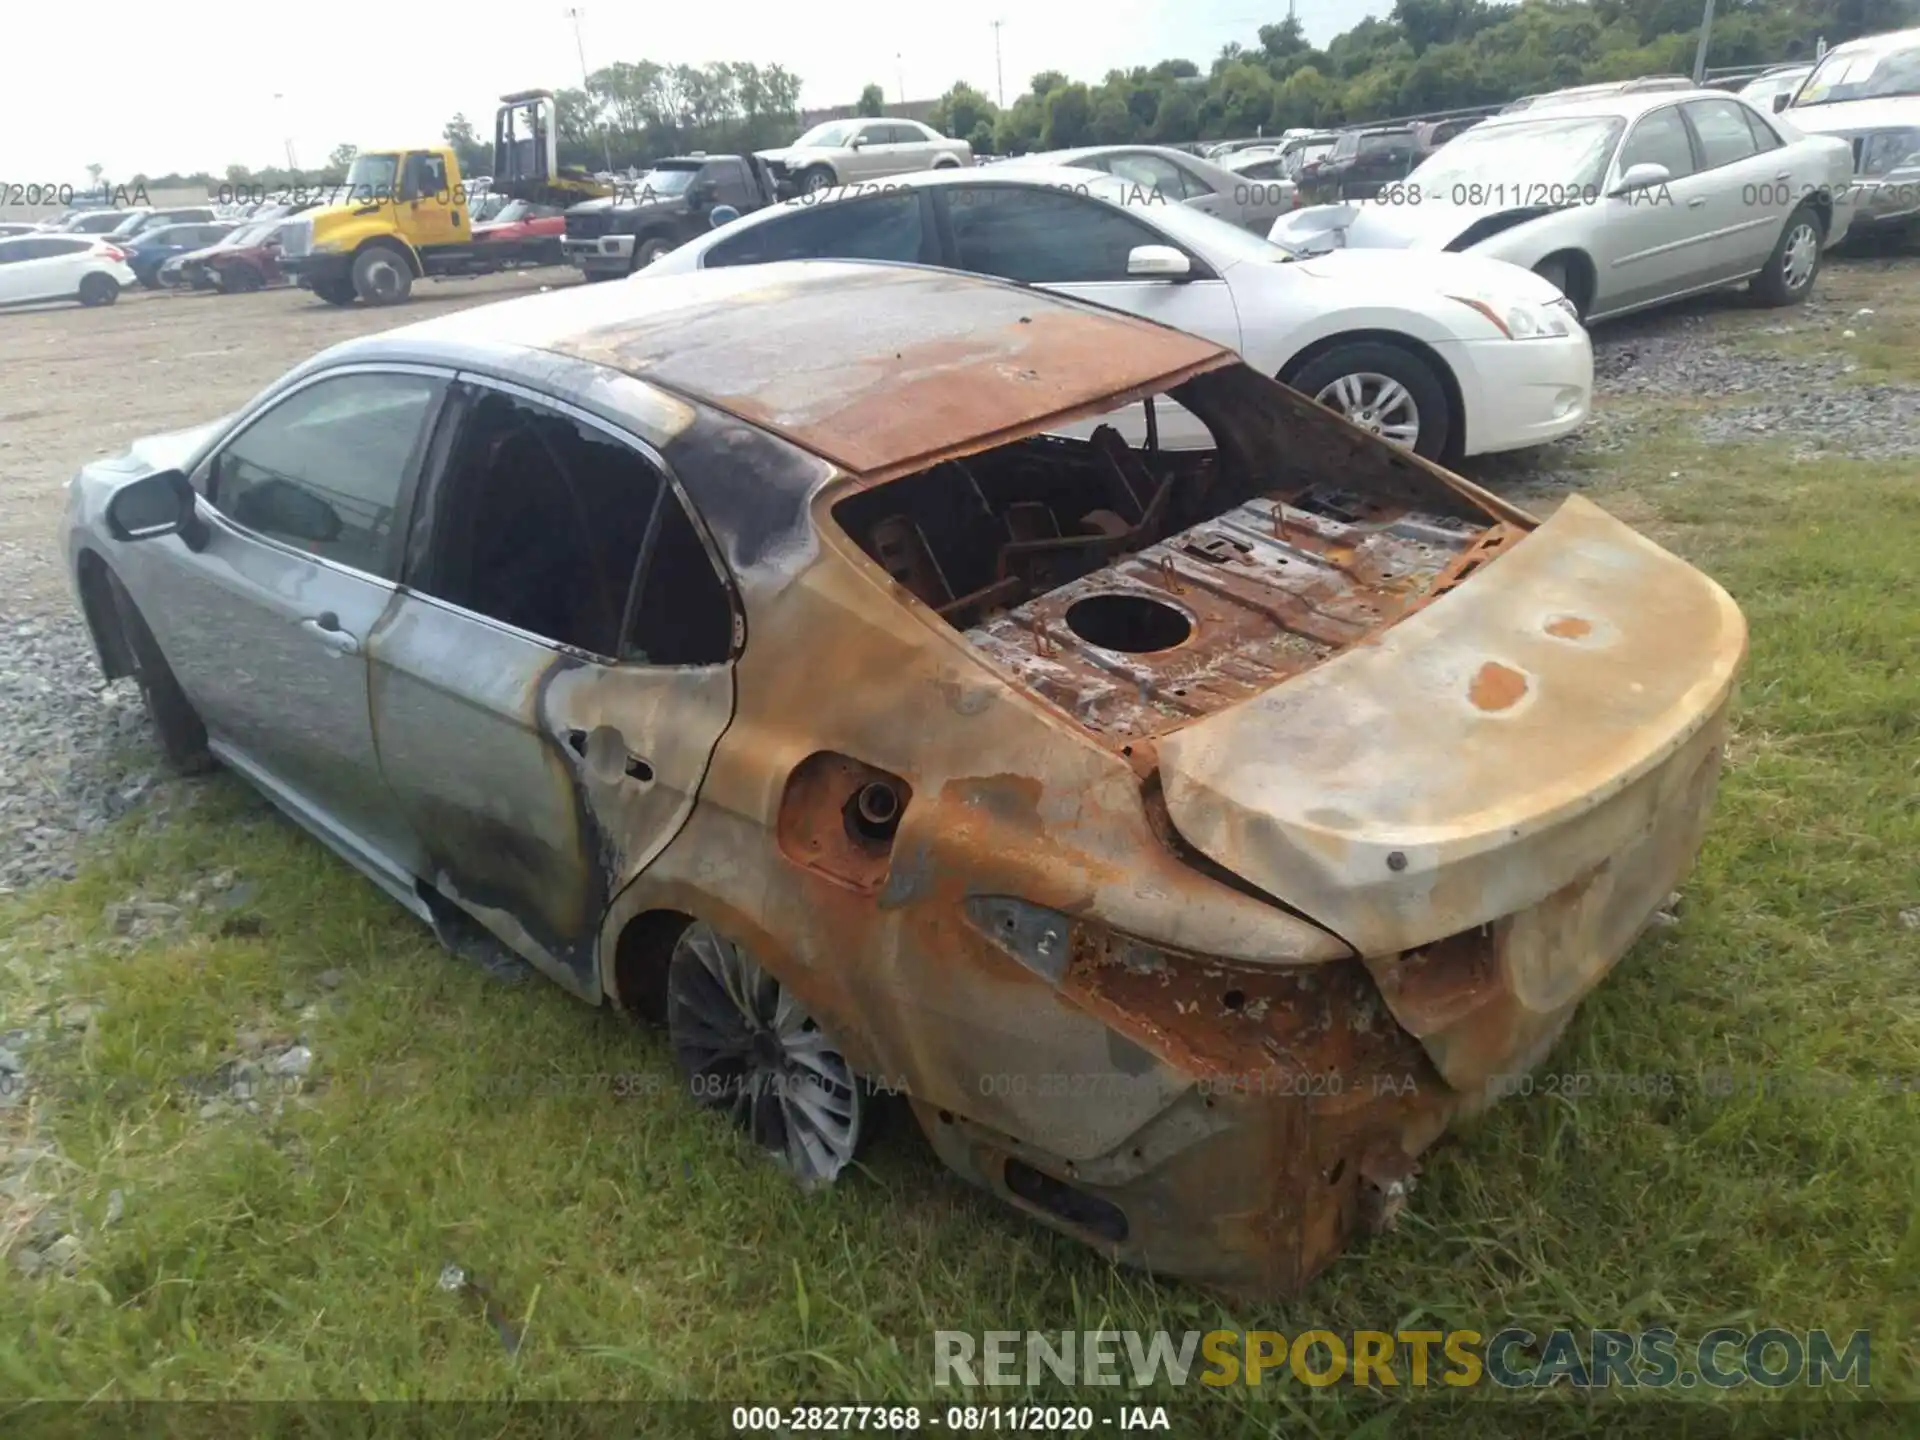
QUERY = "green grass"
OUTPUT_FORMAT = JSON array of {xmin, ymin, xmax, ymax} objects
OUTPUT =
[
  {"xmin": 1723, "ymin": 255, "xmax": 1920, "ymax": 383},
  {"xmin": 2, "ymin": 395, "xmax": 1917, "ymax": 1436}
]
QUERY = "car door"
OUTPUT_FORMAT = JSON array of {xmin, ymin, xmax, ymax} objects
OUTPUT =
[
  {"xmin": 1680, "ymin": 96, "xmax": 1793, "ymax": 278},
  {"xmin": 402, "ymin": 150, "xmax": 463, "ymax": 248},
  {"xmin": 368, "ymin": 377, "xmax": 738, "ymax": 1000},
  {"xmin": 848, "ymin": 120, "xmax": 895, "ymax": 180},
  {"xmin": 1591, "ymin": 103, "xmax": 1705, "ymax": 315},
  {"xmin": 936, "ymin": 183, "xmax": 1242, "ymax": 447},
  {"xmin": 0, "ymin": 240, "xmax": 31, "ymax": 303},
  {"xmin": 133, "ymin": 368, "xmax": 447, "ymax": 895},
  {"xmin": 886, "ymin": 122, "xmax": 935, "ymax": 172},
  {"xmin": 13, "ymin": 238, "xmax": 88, "ymax": 302}
]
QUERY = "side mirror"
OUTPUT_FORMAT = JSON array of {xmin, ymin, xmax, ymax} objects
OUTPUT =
[
  {"xmin": 849, "ymin": 136, "xmax": 866, "ymax": 150},
  {"xmin": 1611, "ymin": 161, "xmax": 1672, "ymax": 196},
  {"xmin": 105, "ymin": 469, "xmax": 206, "ymax": 548},
  {"xmin": 1126, "ymin": 244, "xmax": 1192, "ymax": 279},
  {"xmin": 1772, "ymin": 93, "xmax": 1790, "ymax": 113}
]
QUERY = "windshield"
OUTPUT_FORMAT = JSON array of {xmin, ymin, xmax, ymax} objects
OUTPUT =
[
  {"xmin": 794, "ymin": 121, "xmax": 857, "ymax": 148},
  {"xmin": 222, "ymin": 221, "xmax": 275, "ymax": 247},
  {"xmin": 1796, "ymin": 37, "xmax": 1920, "ymax": 105},
  {"xmin": 1091, "ymin": 177, "xmax": 1298, "ymax": 265},
  {"xmin": 108, "ymin": 213, "xmax": 152, "ymax": 237},
  {"xmin": 1742, "ymin": 69, "xmax": 1811, "ymax": 108},
  {"xmin": 490, "ymin": 199, "xmax": 532, "ymax": 223},
  {"xmin": 344, "ymin": 153, "xmax": 400, "ymax": 198},
  {"xmin": 633, "ymin": 167, "xmax": 697, "ymax": 197},
  {"xmin": 1410, "ymin": 115, "xmax": 1625, "ymax": 194}
]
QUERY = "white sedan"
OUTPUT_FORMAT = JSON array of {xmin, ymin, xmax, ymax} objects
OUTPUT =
[
  {"xmin": 0, "ymin": 233, "xmax": 138, "ymax": 309},
  {"xmin": 643, "ymin": 166, "xmax": 1591, "ymax": 460}
]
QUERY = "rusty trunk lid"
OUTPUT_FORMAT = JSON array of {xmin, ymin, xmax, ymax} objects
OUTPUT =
[{"xmin": 1154, "ymin": 494, "xmax": 1747, "ymax": 957}]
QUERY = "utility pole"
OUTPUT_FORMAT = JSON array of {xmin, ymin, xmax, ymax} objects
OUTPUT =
[
  {"xmin": 897, "ymin": 53, "xmax": 906, "ymax": 106},
  {"xmin": 991, "ymin": 20, "xmax": 1005, "ymax": 109},
  {"xmin": 1692, "ymin": 0, "xmax": 1716, "ymax": 85},
  {"xmin": 273, "ymin": 93, "xmax": 298, "ymax": 174},
  {"xmin": 565, "ymin": 7, "xmax": 615, "ymax": 174}
]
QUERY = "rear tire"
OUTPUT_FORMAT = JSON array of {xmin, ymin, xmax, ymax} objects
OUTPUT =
[
  {"xmin": 1287, "ymin": 341, "xmax": 1451, "ymax": 460},
  {"xmin": 1752, "ymin": 204, "xmax": 1823, "ymax": 307},
  {"xmin": 228, "ymin": 266, "xmax": 264, "ymax": 293},
  {"xmin": 311, "ymin": 278, "xmax": 357, "ymax": 306},
  {"xmin": 103, "ymin": 571, "xmax": 213, "ymax": 775},
  {"xmin": 350, "ymin": 245, "xmax": 413, "ymax": 305},
  {"xmin": 77, "ymin": 273, "xmax": 119, "ymax": 307}
]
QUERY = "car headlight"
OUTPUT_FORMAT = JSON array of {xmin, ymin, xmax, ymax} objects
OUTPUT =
[
  {"xmin": 1448, "ymin": 291, "xmax": 1575, "ymax": 340},
  {"xmin": 1860, "ymin": 127, "xmax": 1920, "ymax": 176}
]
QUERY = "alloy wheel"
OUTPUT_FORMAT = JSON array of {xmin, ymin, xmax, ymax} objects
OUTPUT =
[
  {"xmin": 667, "ymin": 923, "xmax": 865, "ymax": 1188},
  {"xmin": 1313, "ymin": 371, "xmax": 1422, "ymax": 449},
  {"xmin": 1781, "ymin": 221, "xmax": 1819, "ymax": 292}
]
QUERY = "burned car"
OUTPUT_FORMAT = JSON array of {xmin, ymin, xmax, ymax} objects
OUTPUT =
[{"xmin": 63, "ymin": 262, "xmax": 1746, "ymax": 1294}]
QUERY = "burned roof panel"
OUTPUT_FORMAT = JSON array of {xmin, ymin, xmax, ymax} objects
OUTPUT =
[{"xmin": 355, "ymin": 261, "xmax": 1233, "ymax": 478}]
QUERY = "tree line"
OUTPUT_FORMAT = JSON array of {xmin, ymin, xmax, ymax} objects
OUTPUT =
[{"xmin": 108, "ymin": 0, "xmax": 1918, "ymax": 191}]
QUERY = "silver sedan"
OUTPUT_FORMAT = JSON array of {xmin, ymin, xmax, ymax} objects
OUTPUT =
[
  {"xmin": 1007, "ymin": 144, "xmax": 1294, "ymax": 233},
  {"xmin": 1271, "ymin": 88, "xmax": 1856, "ymax": 323}
]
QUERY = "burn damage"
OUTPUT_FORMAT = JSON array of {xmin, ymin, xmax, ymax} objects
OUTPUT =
[{"xmin": 298, "ymin": 264, "xmax": 1742, "ymax": 1297}]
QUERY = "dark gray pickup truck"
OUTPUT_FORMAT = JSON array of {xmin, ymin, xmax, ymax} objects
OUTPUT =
[{"xmin": 562, "ymin": 154, "xmax": 780, "ymax": 279}]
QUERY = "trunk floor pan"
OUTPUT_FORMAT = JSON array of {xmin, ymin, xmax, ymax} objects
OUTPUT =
[{"xmin": 964, "ymin": 487, "xmax": 1514, "ymax": 745}]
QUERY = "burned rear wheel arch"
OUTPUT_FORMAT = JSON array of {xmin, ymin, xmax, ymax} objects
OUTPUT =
[{"xmin": 612, "ymin": 907, "xmax": 696, "ymax": 1022}]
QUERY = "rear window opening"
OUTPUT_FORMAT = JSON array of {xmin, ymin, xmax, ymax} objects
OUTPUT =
[{"xmin": 831, "ymin": 367, "xmax": 1524, "ymax": 746}]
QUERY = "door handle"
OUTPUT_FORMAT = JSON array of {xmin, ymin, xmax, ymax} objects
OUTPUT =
[
  {"xmin": 299, "ymin": 613, "xmax": 360, "ymax": 656},
  {"xmin": 1775, "ymin": 171, "xmax": 1793, "ymax": 182},
  {"xmin": 1688, "ymin": 196, "xmax": 1708, "ymax": 208},
  {"xmin": 566, "ymin": 728, "xmax": 655, "ymax": 783}
]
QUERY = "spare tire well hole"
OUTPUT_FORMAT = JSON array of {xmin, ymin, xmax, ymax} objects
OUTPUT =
[{"xmin": 1063, "ymin": 593, "xmax": 1192, "ymax": 653}]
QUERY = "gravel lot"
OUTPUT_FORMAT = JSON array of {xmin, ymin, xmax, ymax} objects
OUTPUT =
[{"xmin": 2, "ymin": 256, "xmax": 1917, "ymax": 894}]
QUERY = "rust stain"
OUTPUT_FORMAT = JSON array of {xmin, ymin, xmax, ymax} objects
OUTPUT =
[
  {"xmin": 561, "ymin": 280, "xmax": 1740, "ymax": 1302},
  {"xmin": 1468, "ymin": 661, "xmax": 1529, "ymax": 712}
]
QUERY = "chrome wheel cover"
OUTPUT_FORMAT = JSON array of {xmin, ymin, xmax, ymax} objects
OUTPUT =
[{"xmin": 1781, "ymin": 222, "xmax": 1819, "ymax": 292}]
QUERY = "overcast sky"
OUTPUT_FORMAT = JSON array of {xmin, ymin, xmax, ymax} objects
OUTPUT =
[{"xmin": 17, "ymin": 1, "xmax": 1385, "ymax": 182}]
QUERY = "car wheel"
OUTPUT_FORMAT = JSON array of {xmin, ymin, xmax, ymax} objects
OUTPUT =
[
  {"xmin": 350, "ymin": 245, "xmax": 413, "ymax": 305},
  {"xmin": 103, "ymin": 570, "xmax": 213, "ymax": 775},
  {"xmin": 229, "ymin": 266, "xmax": 264, "ymax": 293},
  {"xmin": 138, "ymin": 272, "xmax": 165, "ymax": 291},
  {"xmin": 630, "ymin": 236, "xmax": 673, "ymax": 272},
  {"xmin": 1288, "ymin": 342, "xmax": 1450, "ymax": 459},
  {"xmin": 311, "ymin": 278, "xmax": 358, "ymax": 306},
  {"xmin": 1752, "ymin": 204, "xmax": 1823, "ymax": 307},
  {"xmin": 802, "ymin": 166, "xmax": 836, "ymax": 194},
  {"xmin": 77, "ymin": 273, "xmax": 119, "ymax": 307},
  {"xmin": 667, "ymin": 921, "xmax": 870, "ymax": 1187}
]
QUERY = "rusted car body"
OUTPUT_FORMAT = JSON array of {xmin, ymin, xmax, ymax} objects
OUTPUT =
[{"xmin": 63, "ymin": 262, "xmax": 1745, "ymax": 1294}]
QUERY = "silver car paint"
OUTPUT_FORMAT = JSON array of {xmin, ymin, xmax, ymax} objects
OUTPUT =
[
  {"xmin": 64, "ymin": 338, "xmax": 737, "ymax": 1004},
  {"xmin": 1276, "ymin": 92, "xmax": 1855, "ymax": 323}
]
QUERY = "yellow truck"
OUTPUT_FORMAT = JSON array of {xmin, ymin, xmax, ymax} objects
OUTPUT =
[{"xmin": 277, "ymin": 91, "xmax": 609, "ymax": 306}]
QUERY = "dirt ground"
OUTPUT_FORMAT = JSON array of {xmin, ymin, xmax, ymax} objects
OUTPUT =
[{"xmin": 0, "ymin": 271, "xmax": 584, "ymax": 608}]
